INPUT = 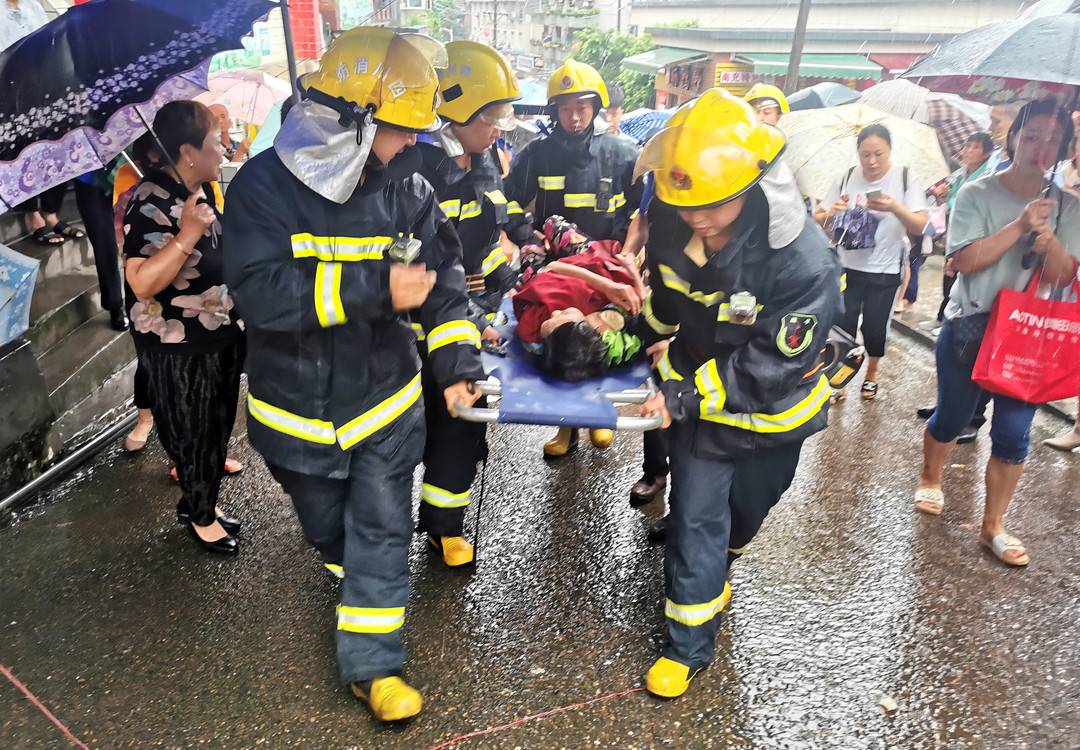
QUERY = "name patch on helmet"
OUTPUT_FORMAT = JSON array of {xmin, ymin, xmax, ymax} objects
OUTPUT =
[{"xmin": 670, "ymin": 169, "xmax": 692, "ymax": 190}]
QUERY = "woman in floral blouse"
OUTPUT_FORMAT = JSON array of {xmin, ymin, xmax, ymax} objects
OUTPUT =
[{"xmin": 123, "ymin": 100, "xmax": 245, "ymax": 556}]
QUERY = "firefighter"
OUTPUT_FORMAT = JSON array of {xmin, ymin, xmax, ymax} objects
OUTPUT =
[
  {"xmin": 504, "ymin": 58, "xmax": 640, "ymax": 458},
  {"xmin": 413, "ymin": 41, "xmax": 530, "ymax": 567},
  {"xmin": 632, "ymin": 89, "xmax": 842, "ymax": 698},
  {"xmin": 223, "ymin": 29, "xmax": 483, "ymax": 721},
  {"xmin": 744, "ymin": 83, "xmax": 790, "ymax": 126}
]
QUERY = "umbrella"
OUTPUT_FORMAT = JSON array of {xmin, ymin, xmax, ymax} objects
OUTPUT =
[
  {"xmin": 619, "ymin": 108, "xmax": 674, "ymax": 146},
  {"xmin": 248, "ymin": 100, "xmax": 284, "ymax": 158},
  {"xmin": 0, "ymin": 0, "xmax": 274, "ymax": 210},
  {"xmin": 780, "ymin": 102, "xmax": 950, "ymax": 202},
  {"xmin": 0, "ymin": 242, "xmax": 39, "ymax": 347},
  {"xmin": 860, "ymin": 79, "xmax": 991, "ymax": 162},
  {"xmin": 514, "ymin": 79, "xmax": 549, "ymax": 116},
  {"xmin": 196, "ymin": 68, "xmax": 293, "ymax": 125},
  {"xmin": 903, "ymin": 0, "xmax": 1080, "ymax": 103},
  {"xmin": 787, "ymin": 82, "xmax": 861, "ymax": 112}
]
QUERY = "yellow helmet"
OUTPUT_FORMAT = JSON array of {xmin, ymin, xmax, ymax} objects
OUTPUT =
[
  {"xmin": 302, "ymin": 27, "xmax": 447, "ymax": 132},
  {"xmin": 438, "ymin": 41, "xmax": 521, "ymax": 129},
  {"xmin": 634, "ymin": 88, "xmax": 786, "ymax": 209},
  {"xmin": 744, "ymin": 83, "xmax": 790, "ymax": 114},
  {"xmin": 547, "ymin": 59, "xmax": 609, "ymax": 108}
]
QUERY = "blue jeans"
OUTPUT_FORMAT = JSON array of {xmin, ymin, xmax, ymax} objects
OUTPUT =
[{"xmin": 927, "ymin": 319, "xmax": 1037, "ymax": 464}]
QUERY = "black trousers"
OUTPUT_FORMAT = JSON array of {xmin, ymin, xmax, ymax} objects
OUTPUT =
[
  {"xmin": 18, "ymin": 182, "xmax": 67, "ymax": 215},
  {"xmin": 642, "ymin": 425, "xmax": 669, "ymax": 481},
  {"xmin": 418, "ymin": 365, "xmax": 486, "ymax": 537},
  {"xmin": 132, "ymin": 358, "xmax": 153, "ymax": 410},
  {"xmin": 72, "ymin": 179, "xmax": 124, "ymax": 313},
  {"xmin": 140, "ymin": 340, "xmax": 245, "ymax": 525},
  {"xmin": 837, "ymin": 269, "xmax": 901, "ymax": 358}
]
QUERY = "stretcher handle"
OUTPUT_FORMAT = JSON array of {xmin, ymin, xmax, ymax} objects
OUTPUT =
[
  {"xmin": 473, "ymin": 381, "xmax": 652, "ymax": 404},
  {"xmin": 451, "ymin": 405, "xmax": 663, "ymax": 431}
]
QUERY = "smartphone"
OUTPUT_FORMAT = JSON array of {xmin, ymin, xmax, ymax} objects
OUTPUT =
[{"xmin": 866, "ymin": 189, "xmax": 883, "ymax": 200}]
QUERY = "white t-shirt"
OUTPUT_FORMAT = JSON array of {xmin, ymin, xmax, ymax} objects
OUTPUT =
[
  {"xmin": 822, "ymin": 165, "xmax": 928, "ymax": 275},
  {"xmin": 0, "ymin": 1, "xmax": 47, "ymax": 52}
]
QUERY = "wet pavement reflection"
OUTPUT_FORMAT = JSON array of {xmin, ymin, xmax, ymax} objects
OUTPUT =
[{"xmin": 2, "ymin": 335, "xmax": 1078, "ymax": 749}]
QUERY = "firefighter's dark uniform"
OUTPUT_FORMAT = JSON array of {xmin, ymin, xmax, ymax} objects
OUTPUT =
[
  {"xmin": 413, "ymin": 141, "xmax": 526, "ymax": 538},
  {"xmin": 224, "ymin": 149, "xmax": 484, "ymax": 683},
  {"xmin": 639, "ymin": 192, "xmax": 843, "ymax": 671},
  {"xmin": 504, "ymin": 124, "xmax": 640, "ymax": 244}
]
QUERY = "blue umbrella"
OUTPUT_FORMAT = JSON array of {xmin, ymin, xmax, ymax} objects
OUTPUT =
[
  {"xmin": 619, "ymin": 108, "xmax": 674, "ymax": 146},
  {"xmin": 0, "ymin": 242, "xmax": 39, "ymax": 346},
  {"xmin": 514, "ymin": 79, "xmax": 550, "ymax": 115},
  {"xmin": 0, "ymin": 0, "xmax": 274, "ymax": 209}
]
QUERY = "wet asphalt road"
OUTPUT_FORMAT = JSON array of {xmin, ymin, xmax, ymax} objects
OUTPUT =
[{"xmin": 2, "ymin": 334, "xmax": 1079, "ymax": 750}]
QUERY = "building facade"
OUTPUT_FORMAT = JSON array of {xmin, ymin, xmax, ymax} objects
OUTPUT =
[{"xmin": 623, "ymin": 0, "xmax": 1027, "ymax": 108}]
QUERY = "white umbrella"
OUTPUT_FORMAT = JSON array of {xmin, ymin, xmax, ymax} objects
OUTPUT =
[
  {"xmin": 780, "ymin": 102, "xmax": 950, "ymax": 202},
  {"xmin": 196, "ymin": 68, "xmax": 293, "ymax": 124}
]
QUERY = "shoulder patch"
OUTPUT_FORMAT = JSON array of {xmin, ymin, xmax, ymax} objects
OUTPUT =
[{"xmin": 777, "ymin": 312, "xmax": 817, "ymax": 357}]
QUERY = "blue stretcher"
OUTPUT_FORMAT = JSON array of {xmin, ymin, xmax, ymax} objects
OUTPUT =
[{"xmin": 454, "ymin": 300, "xmax": 663, "ymax": 432}]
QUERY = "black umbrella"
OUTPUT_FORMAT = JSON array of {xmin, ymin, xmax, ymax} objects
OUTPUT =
[
  {"xmin": 787, "ymin": 82, "xmax": 861, "ymax": 112},
  {"xmin": 0, "ymin": 0, "xmax": 275, "ymax": 209}
]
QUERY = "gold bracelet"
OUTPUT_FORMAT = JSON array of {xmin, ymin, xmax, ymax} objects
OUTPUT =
[{"xmin": 172, "ymin": 239, "xmax": 193, "ymax": 256}]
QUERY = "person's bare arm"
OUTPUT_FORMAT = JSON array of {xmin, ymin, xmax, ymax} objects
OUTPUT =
[
  {"xmin": 125, "ymin": 193, "xmax": 212, "ymax": 298},
  {"xmin": 952, "ymin": 198, "xmax": 1051, "ymax": 276}
]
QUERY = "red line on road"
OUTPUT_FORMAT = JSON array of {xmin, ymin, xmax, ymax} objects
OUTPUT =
[
  {"xmin": 427, "ymin": 686, "xmax": 646, "ymax": 750},
  {"xmin": 1, "ymin": 664, "xmax": 91, "ymax": 750}
]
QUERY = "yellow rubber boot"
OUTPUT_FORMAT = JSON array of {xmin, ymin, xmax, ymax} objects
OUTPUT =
[
  {"xmin": 428, "ymin": 534, "xmax": 475, "ymax": 567},
  {"xmin": 350, "ymin": 676, "xmax": 423, "ymax": 721},
  {"xmin": 589, "ymin": 429, "xmax": 614, "ymax": 449},
  {"xmin": 645, "ymin": 657, "xmax": 702, "ymax": 699},
  {"xmin": 543, "ymin": 427, "xmax": 578, "ymax": 458}
]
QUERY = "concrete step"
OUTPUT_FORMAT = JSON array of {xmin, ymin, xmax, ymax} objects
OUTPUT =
[
  {"xmin": 48, "ymin": 358, "xmax": 137, "ymax": 450},
  {"xmin": 20, "ymin": 233, "xmax": 103, "ymax": 287},
  {"xmin": 27, "ymin": 272, "xmax": 102, "ymax": 355},
  {"xmin": 38, "ymin": 311, "xmax": 135, "ymax": 418},
  {"xmin": 0, "ymin": 210, "xmax": 29, "ymax": 246}
]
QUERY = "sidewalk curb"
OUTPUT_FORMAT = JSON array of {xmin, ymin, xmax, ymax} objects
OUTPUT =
[{"xmin": 891, "ymin": 317, "xmax": 1074, "ymax": 424}]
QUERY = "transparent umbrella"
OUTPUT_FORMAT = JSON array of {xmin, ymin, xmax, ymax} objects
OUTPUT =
[{"xmin": 780, "ymin": 103, "xmax": 950, "ymax": 202}]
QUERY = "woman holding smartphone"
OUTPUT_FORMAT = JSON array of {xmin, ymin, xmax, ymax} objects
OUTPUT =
[{"xmin": 814, "ymin": 124, "xmax": 928, "ymax": 400}]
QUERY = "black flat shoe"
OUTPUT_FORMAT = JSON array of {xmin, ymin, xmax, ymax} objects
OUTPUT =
[
  {"xmin": 177, "ymin": 501, "xmax": 241, "ymax": 536},
  {"xmin": 109, "ymin": 309, "xmax": 129, "ymax": 331},
  {"xmin": 916, "ymin": 406, "xmax": 936, "ymax": 420},
  {"xmin": 185, "ymin": 522, "xmax": 238, "ymax": 555}
]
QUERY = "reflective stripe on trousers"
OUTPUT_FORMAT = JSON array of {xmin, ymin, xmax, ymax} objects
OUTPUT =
[{"xmin": 420, "ymin": 482, "xmax": 470, "ymax": 508}]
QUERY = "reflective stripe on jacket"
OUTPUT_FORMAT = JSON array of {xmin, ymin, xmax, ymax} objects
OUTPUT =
[
  {"xmin": 504, "ymin": 126, "xmax": 640, "ymax": 244},
  {"xmin": 224, "ymin": 149, "xmax": 484, "ymax": 477},
  {"xmin": 637, "ymin": 198, "xmax": 843, "ymax": 457}
]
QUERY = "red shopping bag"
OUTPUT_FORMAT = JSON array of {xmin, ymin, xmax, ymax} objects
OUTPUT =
[{"xmin": 972, "ymin": 272, "xmax": 1080, "ymax": 404}]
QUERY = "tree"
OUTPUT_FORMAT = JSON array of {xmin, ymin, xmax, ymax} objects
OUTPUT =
[
  {"xmin": 421, "ymin": 0, "xmax": 466, "ymax": 43},
  {"xmin": 571, "ymin": 29, "xmax": 656, "ymax": 110}
]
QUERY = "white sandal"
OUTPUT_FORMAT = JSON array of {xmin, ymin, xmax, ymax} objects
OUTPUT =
[
  {"xmin": 982, "ymin": 532, "xmax": 1030, "ymax": 567},
  {"xmin": 914, "ymin": 487, "xmax": 945, "ymax": 515}
]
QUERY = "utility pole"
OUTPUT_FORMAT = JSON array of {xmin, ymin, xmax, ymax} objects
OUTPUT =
[
  {"xmin": 783, "ymin": 0, "xmax": 812, "ymax": 95},
  {"xmin": 493, "ymin": 0, "xmax": 498, "ymax": 49}
]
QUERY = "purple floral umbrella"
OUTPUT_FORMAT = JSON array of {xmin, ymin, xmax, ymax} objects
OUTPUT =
[{"xmin": 0, "ymin": 0, "xmax": 275, "ymax": 210}]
